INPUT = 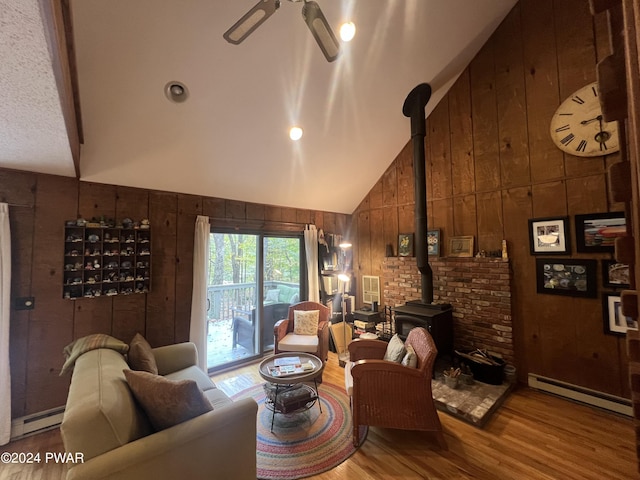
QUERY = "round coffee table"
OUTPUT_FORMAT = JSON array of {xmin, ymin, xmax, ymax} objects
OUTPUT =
[{"xmin": 259, "ymin": 353, "xmax": 324, "ymax": 431}]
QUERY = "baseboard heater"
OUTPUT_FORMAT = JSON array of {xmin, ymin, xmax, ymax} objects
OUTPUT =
[
  {"xmin": 10, "ymin": 406, "xmax": 65, "ymax": 440},
  {"xmin": 528, "ymin": 373, "xmax": 632, "ymax": 417}
]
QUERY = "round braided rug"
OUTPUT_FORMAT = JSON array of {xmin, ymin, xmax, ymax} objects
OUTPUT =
[{"xmin": 232, "ymin": 381, "xmax": 366, "ymax": 480}]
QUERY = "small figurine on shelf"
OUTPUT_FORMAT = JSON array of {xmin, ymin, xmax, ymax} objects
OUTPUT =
[{"xmin": 140, "ymin": 219, "xmax": 150, "ymax": 229}]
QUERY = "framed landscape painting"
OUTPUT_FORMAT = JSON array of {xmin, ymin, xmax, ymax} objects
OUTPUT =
[
  {"xmin": 528, "ymin": 216, "xmax": 570, "ymax": 255},
  {"xmin": 535, "ymin": 258, "xmax": 597, "ymax": 298},
  {"xmin": 448, "ymin": 236, "xmax": 474, "ymax": 258}
]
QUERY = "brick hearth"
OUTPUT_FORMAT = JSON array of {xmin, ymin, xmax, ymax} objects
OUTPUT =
[{"xmin": 382, "ymin": 256, "xmax": 514, "ymax": 365}]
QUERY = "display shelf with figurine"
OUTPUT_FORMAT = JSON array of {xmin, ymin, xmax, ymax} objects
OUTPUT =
[{"xmin": 63, "ymin": 218, "xmax": 151, "ymax": 299}]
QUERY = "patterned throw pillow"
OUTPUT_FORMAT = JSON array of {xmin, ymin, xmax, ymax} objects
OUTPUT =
[
  {"xmin": 293, "ymin": 310, "xmax": 320, "ymax": 336},
  {"xmin": 128, "ymin": 333, "xmax": 159, "ymax": 374},
  {"xmin": 383, "ymin": 334, "xmax": 406, "ymax": 363},
  {"xmin": 123, "ymin": 370, "xmax": 213, "ymax": 431},
  {"xmin": 401, "ymin": 344, "xmax": 418, "ymax": 368}
]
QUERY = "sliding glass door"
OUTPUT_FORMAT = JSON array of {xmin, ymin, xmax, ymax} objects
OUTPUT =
[{"xmin": 206, "ymin": 231, "xmax": 303, "ymax": 370}]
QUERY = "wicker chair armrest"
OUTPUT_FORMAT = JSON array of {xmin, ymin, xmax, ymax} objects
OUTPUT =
[
  {"xmin": 274, "ymin": 318, "xmax": 290, "ymax": 343},
  {"xmin": 348, "ymin": 339, "xmax": 388, "ymax": 361},
  {"xmin": 350, "ymin": 359, "xmax": 423, "ymax": 379}
]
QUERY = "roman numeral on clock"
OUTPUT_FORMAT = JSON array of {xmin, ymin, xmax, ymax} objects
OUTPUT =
[
  {"xmin": 560, "ymin": 133, "xmax": 575, "ymax": 145},
  {"xmin": 576, "ymin": 140, "xmax": 587, "ymax": 152},
  {"xmin": 572, "ymin": 95, "xmax": 585, "ymax": 105},
  {"xmin": 555, "ymin": 125, "xmax": 570, "ymax": 132}
]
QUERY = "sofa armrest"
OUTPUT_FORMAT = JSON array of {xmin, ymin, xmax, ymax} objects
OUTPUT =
[
  {"xmin": 66, "ymin": 397, "xmax": 258, "ymax": 480},
  {"xmin": 152, "ymin": 342, "xmax": 198, "ymax": 375}
]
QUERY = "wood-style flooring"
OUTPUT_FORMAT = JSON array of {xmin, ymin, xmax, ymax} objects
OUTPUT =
[{"xmin": 2, "ymin": 351, "xmax": 639, "ymax": 480}]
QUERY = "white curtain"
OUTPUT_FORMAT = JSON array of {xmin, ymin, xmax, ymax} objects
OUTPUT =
[
  {"xmin": 0, "ymin": 204, "xmax": 11, "ymax": 445},
  {"xmin": 304, "ymin": 224, "xmax": 319, "ymax": 303},
  {"xmin": 190, "ymin": 215, "xmax": 210, "ymax": 371}
]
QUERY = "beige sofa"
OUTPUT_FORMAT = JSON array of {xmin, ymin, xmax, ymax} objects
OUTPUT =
[{"xmin": 60, "ymin": 342, "xmax": 258, "ymax": 480}]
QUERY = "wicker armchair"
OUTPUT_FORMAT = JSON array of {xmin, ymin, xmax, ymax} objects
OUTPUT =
[
  {"xmin": 345, "ymin": 327, "xmax": 447, "ymax": 448},
  {"xmin": 274, "ymin": 301, "xmax": 330, "ymax": 366}
]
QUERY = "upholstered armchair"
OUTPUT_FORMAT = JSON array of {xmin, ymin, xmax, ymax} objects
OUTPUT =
[
  {"xmin": 344, "ymin": 327, "xmax": 447, "ymax": 449},
  {"xmin": 274, "ymin": 301, "xmax": 330, "ymax": 365}
]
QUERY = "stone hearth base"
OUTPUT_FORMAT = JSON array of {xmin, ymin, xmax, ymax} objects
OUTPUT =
[{"xmin": 431, "ymin": 368, "xmax": 512, "ymax": 428}]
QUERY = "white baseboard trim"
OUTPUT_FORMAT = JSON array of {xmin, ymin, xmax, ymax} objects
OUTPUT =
[
  {"xmin": 11, "ymin": 406, "xmax": 65, "ymax": 441},
  {"xmin": 528, "ymin": 373, "xmax": 632, "ymax": 417}
]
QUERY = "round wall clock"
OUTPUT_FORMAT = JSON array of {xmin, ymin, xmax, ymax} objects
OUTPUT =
[{"xmin": 549, "ymin": 82, "xmax": 620, "ymax": 157}]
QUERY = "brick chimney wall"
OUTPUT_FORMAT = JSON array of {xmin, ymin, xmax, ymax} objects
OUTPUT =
[{"xmin": 382, "ymin": 256, "xmax": 514, "ymax": 364}]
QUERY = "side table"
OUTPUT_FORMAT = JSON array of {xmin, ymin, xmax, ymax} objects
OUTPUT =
[{"xmin": 258, "ymin": 353, "xmax": 324, "ymax": 431}]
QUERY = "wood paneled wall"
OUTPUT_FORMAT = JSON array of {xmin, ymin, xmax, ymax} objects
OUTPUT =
[
  {"xmin": 352, "ymin": 0, "xmax": 629, "ymax": 398},
  {"xmin": 1, "ymin": 169, "xmax": 349, "ymax": 418}
]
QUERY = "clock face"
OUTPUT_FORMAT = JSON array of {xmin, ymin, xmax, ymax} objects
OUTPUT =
[{"xmin": 549, "ymin": 82, "xmax": 620, "ymax": 157}]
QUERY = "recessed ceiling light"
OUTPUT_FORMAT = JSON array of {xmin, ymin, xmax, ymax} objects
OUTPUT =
[
  {"xmin": 339, "ymin": 22, "xmax": 356, "ymax": 42},
  {"xmin": 164, "ymin": 81, "xmax": 189, "ymax": 103},
  {"xmin": 289, "ymin": 126, "xmax": 303, "ymax": 141}
]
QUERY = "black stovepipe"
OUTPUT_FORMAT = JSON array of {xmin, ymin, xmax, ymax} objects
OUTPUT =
[{"xmin": 402, "ymin": 83, "xmax": 433, "ymax": 304}]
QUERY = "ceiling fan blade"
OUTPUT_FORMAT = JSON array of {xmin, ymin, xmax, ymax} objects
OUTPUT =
[
  {"xmin": 223, "ymin": 0, "xmax": 280, "ymax": 45},
  {"xmin": 301, "ymin": 1, "xmax": 340, "ymax": 62}
]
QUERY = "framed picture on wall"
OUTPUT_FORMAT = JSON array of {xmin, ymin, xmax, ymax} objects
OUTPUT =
[
  {"xmin": 427, "ymin": 229, "xmax": 441, "ymax": 256},
  {"xmin": 601, "ymin": 260, "xmax": 630, "ymax": 289},
  {"xmin": 398, "ymin": 233, "xmax": 414, "ymax": 257},
  {"xmin": 535, "ymin": 258, "xmax": 597, "ymax": 298},
  {"xmin": 448, "ymin": 236, "xmax": 474, "ymax": 258},
  {"xmin": 575, "ymin": 212, "xmax": 626, "ymax": 252},
  {"xmin": 528, "ymin": 216, "xmax": 570, "ymax": 255},
  {"xmin": 603, "ymin": 292, "xmax": 638, "ymax": 335}
]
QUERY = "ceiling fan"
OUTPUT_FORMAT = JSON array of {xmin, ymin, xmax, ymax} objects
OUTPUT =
[{"xmin": 223, "ymin": 0, "xmax": 340, "ymax": 62}]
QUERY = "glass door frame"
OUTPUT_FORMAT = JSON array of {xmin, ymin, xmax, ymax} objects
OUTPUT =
[{"xmin": 208, "ymin": 227, "xmax": 306, "ymax": 372}]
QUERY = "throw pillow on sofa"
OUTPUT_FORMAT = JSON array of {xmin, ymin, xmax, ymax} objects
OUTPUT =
[
  {"xmin": 123, "ymin": 369, "xmax": 213, "ymax": 431},
  {"xmin": 128, "ymin": 333, "xmax": 158, "ymax": 374}
]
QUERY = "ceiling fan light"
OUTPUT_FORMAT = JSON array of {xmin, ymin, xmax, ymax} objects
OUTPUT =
[
  {"xmin": 289, "ymin": 126, "xmax": 303, "ymax": 141},
  {"xmin": 339, "ymin": 22, "xmax": 356, "ymax": 42}
]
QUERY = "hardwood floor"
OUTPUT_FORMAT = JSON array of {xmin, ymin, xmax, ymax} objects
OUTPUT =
[{"xmin": 2, "ymin": 352, "xmax": 639, "ymax": 480}]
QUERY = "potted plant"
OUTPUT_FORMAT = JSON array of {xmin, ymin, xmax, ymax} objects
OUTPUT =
[{"xmin": 443, "ymin": 367, "xmax": 460, "ymax": 389}]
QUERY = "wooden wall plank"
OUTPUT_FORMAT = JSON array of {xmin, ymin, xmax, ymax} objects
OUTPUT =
[
  {"xmin": 356, "ymin": 211, "xmax": 371, "ymax": 276},
  {"xmin": 531, "ymin": 181, "xmax": 568, "ymax": 217},
  {"xmin": 476, "ymin": 191, "xmax": 504, "ymax": 253},
  {"xmin": 369, "ymin": 209, "xmax": 384, "ymax": 278},
  {"xmin": 555, "ymin": 0, "xmax": 604, "ymax": 178},
  {"xmin": 369, "ymin": 178, "xmax": 383, "ymax": 210},
  {"xmin": 470, "ymin": 38, "xmax": 501, "ymax": 192},
  {"xmin": 26, "ymin": 175, "xmax": 76, "ymax": 414},
  {"xmin": 382, "ymin": 163, "xmax": 398, "ymax": 207},
  {"xmin": 382, "ymin": 206, "xmax": 399, "ymax": 258},
  {"xmin": 449, "ymin": 70, "xmax": 475, "ymax": 196},
  {"xmin": 146, "ymin": 192, "xmax": 177, "ymax": 347},
  {"xmin": 495, "ymin": 4, "xmax": 531, "ymax": 188},
  {"xmin": 174, "ymin": 194, "xmax": 202, "ymax": 343},
  {"xmin": 566, "ymin": 174, "xmax": 608, "ymax": 214},
  {"xmin": 431, "ymin": 198, "xmax": 454, "ymax": 256},
  {"xmin": 202, "ymin": 197, "xmax": 225, "ymax": 218},
  {"xmin": 521, "ymin": 0, "xmax": 565, "ymax": 183},
  {"xmin": 429, "ymin": 98, "xmax": 452, "ymax": 200},
  {"xmin": 3, "ymin": 172, "xmax": 37, "ymax": 418},
  {"xmin": 501, "ymin": 187, "xmax": 537, "ymax": 375},
  {"xmin": 452, "ymin": 194, "xmax": 477, "ymax": 238},
  {"xmin": 396, "ymin": 143, "xmax": 414, "ymax": 207}
]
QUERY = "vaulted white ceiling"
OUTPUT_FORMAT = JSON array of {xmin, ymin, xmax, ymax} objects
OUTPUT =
[{"xmin": 1, "ymin": 0, "xmax": 517, "ymax": 214}]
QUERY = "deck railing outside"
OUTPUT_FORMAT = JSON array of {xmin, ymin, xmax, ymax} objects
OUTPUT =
[{"xmin": 206, "ymin": 280, "xmax": 298, "ymax": 321}]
